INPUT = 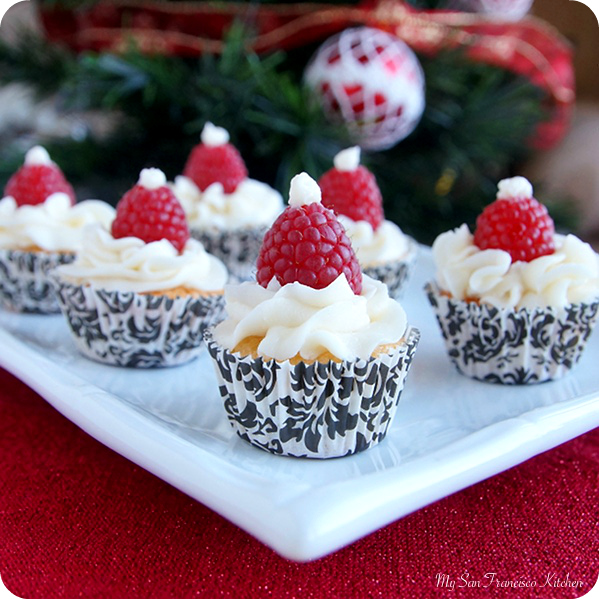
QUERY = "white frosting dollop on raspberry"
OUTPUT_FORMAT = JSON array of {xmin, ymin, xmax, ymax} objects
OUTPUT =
[
  {"xmin": 55, "ymin": 225, "xmax": 228, "ymax": 293},
  {"xmin": 496, "ymin": 176, "xmax": 533, "ymax": 200},
  {"xmin": 0, "ymin": 194, "xmax": 115, "ymax": 252},
  {"xmin": 338, "ymin": 215, "xmax": 410, "ymax": 265},
  {"xmin": 432, "ymin": 224, "xmax": 599, "ymax": 310},
  {"xmin": 288, "ymin": 172, "xmax": 321, "ymax": 207},
  {"xmin": 213, "ymin": 274, "xmax": 407, "ymax": 361},
  {"xmin": 333, "ymin": 147, "xmax": 361, "ymax": 172},
  {"xmin": 138, "ymin": 168, "xmax": 167, "ymax": 190},
  {"xmin": 24, "ymin": 146, "xmax": 53, "ymax": 166},
  {"xmin": 201, "ymin": 122, "xmax": 230, "ymax": 147}
]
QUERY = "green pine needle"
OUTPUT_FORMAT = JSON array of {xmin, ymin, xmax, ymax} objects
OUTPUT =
[{"xmin": 0, "ymin": 17, "xmax": 574, "ymax": 242}]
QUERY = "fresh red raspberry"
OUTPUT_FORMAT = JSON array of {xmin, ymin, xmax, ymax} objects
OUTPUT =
[
  {"xmin": 474, "ymin": 196, "xmax": 555, "ymax": 263},
  {"xmin": 256, "ymin": 202, "xmax": 363, "ymax": 295},
  {"xmin": 318, "ymin": 165, "xmax": 384, "ymax": 231},
  {"xmin": 183, "ymin": 142, "xmax": 247, "ymax": 194},
  {"xmin": 111, "ymin": 180, "xmax": 190, "ymax": 253},
  {"xmin": 5, "ymin": 163, "xmax": 75, "ymax": 206}
]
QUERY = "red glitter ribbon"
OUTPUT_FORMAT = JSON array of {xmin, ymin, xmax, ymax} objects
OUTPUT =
[{"xmin": 39, "ymin": 0, "xmax": 574, "ymax": 148}]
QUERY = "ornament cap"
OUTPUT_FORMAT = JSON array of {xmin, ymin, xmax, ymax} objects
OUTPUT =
[
  {"xmin": 138, "ymin": 168, "xmax": 167, "ymax": 190},
  {"xmin": 289, "ymin": 173, "xmax": 322, "ymax": 207},
  {"xmin": 496, "ymin": 176, "xmax": 533, "ymax": 201},
  {"xmin": 201, "ymin": 122, "xmax": 230, "ymax": 147},
  {"xmin": 334, "ymin": 147, "xmax": 361, "ymax": 172},
  {"xmin": 24, "ymin": 146, "xmax": 53, "ymax": 166}
]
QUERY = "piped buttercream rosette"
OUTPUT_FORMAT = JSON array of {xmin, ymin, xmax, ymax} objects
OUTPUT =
[
  {"xmin": 319, "ymin": 147, "xmax": 417, "ymax": 298},
  {"xmin": 426, "ymin": 177, "xmax": 599, "ymax": 384},
  {"xmin": 205, "ymin": 172, "xmax": 419, "ymax": 457},
  {"xmin": 53, "ymin": 168, "xmax": 228, "ymax": 367},
  {"xmin": 0, "ymin": 147, "xmax": 116, "ymax": 313},
  {"xmin": 172, "ymin": 123, "xmax": 284, "ymax": 281}
]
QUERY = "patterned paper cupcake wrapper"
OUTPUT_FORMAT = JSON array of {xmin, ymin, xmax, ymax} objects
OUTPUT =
[
  {"xmin": 204, "ymin": 326, "xmax": 420, "ymax": 458},
  {"xmin": 54, "ymin": 278, "xmax": 226, "ymax": 368},
  {"xmin": 190, "ymin": 226, "xmax": 267, "ymax": 283},
  {"xmin": 0, "ymin": 248, "xmax": 75, "ymax": 314},
  {"xmin": 362, "ymin": 238, "xmax": 418, "ymax": 299},
  {"xmin": 425, "ymin": 282, "xmax": 599, "ymax": 384}
]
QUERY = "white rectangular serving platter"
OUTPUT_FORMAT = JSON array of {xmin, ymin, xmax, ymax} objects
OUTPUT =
[{"xmin": 1, "ymin": 248, "xmax": 598, "ymax": 562}]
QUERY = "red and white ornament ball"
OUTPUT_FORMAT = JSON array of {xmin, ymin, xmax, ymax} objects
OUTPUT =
[
  {"xmin": 448, "ymin": 0, "xmax": 533, "ymax": 20},
  {"xmin": 304, "ymin": 27, "xmax": 425, "ymax": 151}
]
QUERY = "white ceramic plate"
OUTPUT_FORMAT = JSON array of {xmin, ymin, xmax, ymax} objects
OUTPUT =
[{"xmin": 1, "ymin": 249, "xmax": 598, "ymax": 562}]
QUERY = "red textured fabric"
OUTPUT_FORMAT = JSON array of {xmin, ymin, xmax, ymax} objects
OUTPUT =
[{"xmin": 0, "ymin": 366, "xmax": 597, "ymax": 598}]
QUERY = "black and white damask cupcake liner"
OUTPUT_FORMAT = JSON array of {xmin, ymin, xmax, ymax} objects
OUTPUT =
[
  {"xmin": 190, "ymin": 226, "xmax": 267, "ymax": 282},
  {"xmin": 204, "ymin": 326, "xmax": 420, "ymax": 458},
  {"xmin": 362, "ymin": 238, "xmax": 418, "ymax": 299},
  {"xmin": 425, "ymin": 282, "xmax": 599, "ymax": 384},
  {"xmin": 54, "ymin": 278, "xmax": 226, "ymax": 368},
  {"xmin": 0, "ymin": 248, "xmax": 75, "ymax": 314}
]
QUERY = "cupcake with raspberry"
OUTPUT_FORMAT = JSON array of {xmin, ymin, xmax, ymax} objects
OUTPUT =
[
  {"xmin": 171, "ymin": 122, "xmax": 284, "ymax": 281},
  {"xmin": 53, "ymin": 168, "xmax": 228, "ymax": 368},
  {"xmin": 426, "ymin": 176, "xmax": 599, "ymax": 384},
  {"xmin": 205, "ymin": 172, "xmax": 419, "ymax": 458},
  {"xmin": 318, "ymin": 147, "xmax": 417, "ymax": 298},
  {"xmin": 0, "ymin": 146, "xmax": 115, "ymax": 313}
]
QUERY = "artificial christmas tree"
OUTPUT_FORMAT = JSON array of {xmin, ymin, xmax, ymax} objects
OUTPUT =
[{"xmin": 0, "ymin": 0, "xmax": 576, "ymax": 243}]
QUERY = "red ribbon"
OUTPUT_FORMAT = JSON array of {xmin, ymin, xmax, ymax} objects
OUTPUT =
[{"xmin": 39, "ymin": 0, "xmax": 574, "ymax": 148}]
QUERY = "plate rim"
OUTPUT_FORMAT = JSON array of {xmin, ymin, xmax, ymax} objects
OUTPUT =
[{"xmin": 1, "ymin": 247, "xmax": 599, "ymax": 562}]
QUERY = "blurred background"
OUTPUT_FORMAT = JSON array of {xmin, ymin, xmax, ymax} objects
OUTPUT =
[{"xmin": 0, "ymin": 0, "xmax": 597, "ymax": 247}]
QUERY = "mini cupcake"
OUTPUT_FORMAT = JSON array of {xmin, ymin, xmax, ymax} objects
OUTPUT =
[
  {"xmin": 171, "ymin": 123, "xmax": 284, "ymax": 281},
  {"xmin": 54, "ymin": 168, "xmax": 228, "ymax": 368},
  {"xmin": 426, "ymin": 176, "xmax": 599, "ymax": 384},
  {"xmin": 205, "ymin": 173, "xmax": 419, "ymax": 458},
  {"xmin": 318, "ymin": 147, "xmax": 417, "ymax": 298},
  {"xmin": 0, "ymin": 146, "xmax": 115, "ymax": 313}
]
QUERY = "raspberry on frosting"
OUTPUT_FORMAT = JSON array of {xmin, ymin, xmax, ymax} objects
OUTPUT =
[
  {"xmin": 182, "ymin": 123, "xmax": 248, "ymax": 194},
  {"xmin": 318, "ymin": 146, "xmax": 384, "ymax": 231},
  {"xmin": 111, "ymin": 168, "xmax": 190, "ymax": 253},
  {"xmin": 473, "ymin": 176, "xmax": 555, "ymax": 263},
  {"xmin": 256, "ymin": 173, "xmax": 363, "ymax": 294},
  {"xmin": 4, "ymin": 146, "xmax": 76, "ymax": 207}
]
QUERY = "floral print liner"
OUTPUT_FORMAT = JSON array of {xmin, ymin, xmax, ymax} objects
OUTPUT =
[
  {"xmin": 54, "ymin": 279, "xmax": 225, "ymax": 368},
  {"xmin": 190, "ymin": 226, "xmax": 267, "ymax": 283},
  {"xmin": 425, "ymin": 282, "xmax": 599, "ymax": 384},
  {"xmin": 0, "ymin": 249, "xmax": 75, "ymax": 314},
  {"xmin": 205, "ymin": 326, "xmax": 420, "ymax": 458}
]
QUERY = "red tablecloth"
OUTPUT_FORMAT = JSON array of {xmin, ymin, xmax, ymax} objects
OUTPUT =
[{"xmin": 0, "ymin": 366, "xmax": 597, "ymax": 599}]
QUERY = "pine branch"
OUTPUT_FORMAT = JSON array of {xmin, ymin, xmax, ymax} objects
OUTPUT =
[
  {"xmin": 0, "ymin": 30, "xmax": 75, "ymax": 99},
  {"xmin": 369, "ymin": 51, "xmax": 549, "ymax": 243},
  {"xmin": 0, "ymin": 24, "xmax": 570, "ymax": 242}
]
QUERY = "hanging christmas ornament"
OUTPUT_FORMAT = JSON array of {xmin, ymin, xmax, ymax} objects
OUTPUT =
[
  {"xmin": 304, "ymin": 27, "xmax": 425, "ymax": 151},
  {"xmin": 448, "ymin": 0, "xmax": 533, "ymax": 20}
]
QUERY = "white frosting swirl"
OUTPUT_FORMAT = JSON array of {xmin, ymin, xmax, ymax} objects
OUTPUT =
[
  {"xmin": 213, "ymin": 274, "xmax": 408, "ymax": 361},
  {"xmin": 0, "ymin": 194, "xmax": 115, "ymax": 251},
  {"xmin": 25, "ymin": 145, "xmax": 53, "ymax": 166},
  {"xmin": 55, "ymin": 226, "xmax": 228, "ymax": 293},
  {"xmin": 201, "ymin": 122, "xmax": 229, "ymax": 146},
  {"xmin": 432, "ymin": 224, "xmax": 599, "ymax": 309},
  {"xmin": 496, "ymin": 176, "xmax": 533, "ymax": 200},
  {"xmin": 289, "ymin": 172, "xmax": 321, "ymax": 207},
  {"xmin": 338, "ymin": 216, "xmax": 410, "ymax": 265},
  {"xmin": 334, "ymin": 146, "xmax": 361, "ymax": 171},
  {"xmin": 171, "ymin": 176, "xmax": 284, "ymax": 230},
  {"xmin": 138, "ymin": 168, "xmax": 167, "ymax": 190}
]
